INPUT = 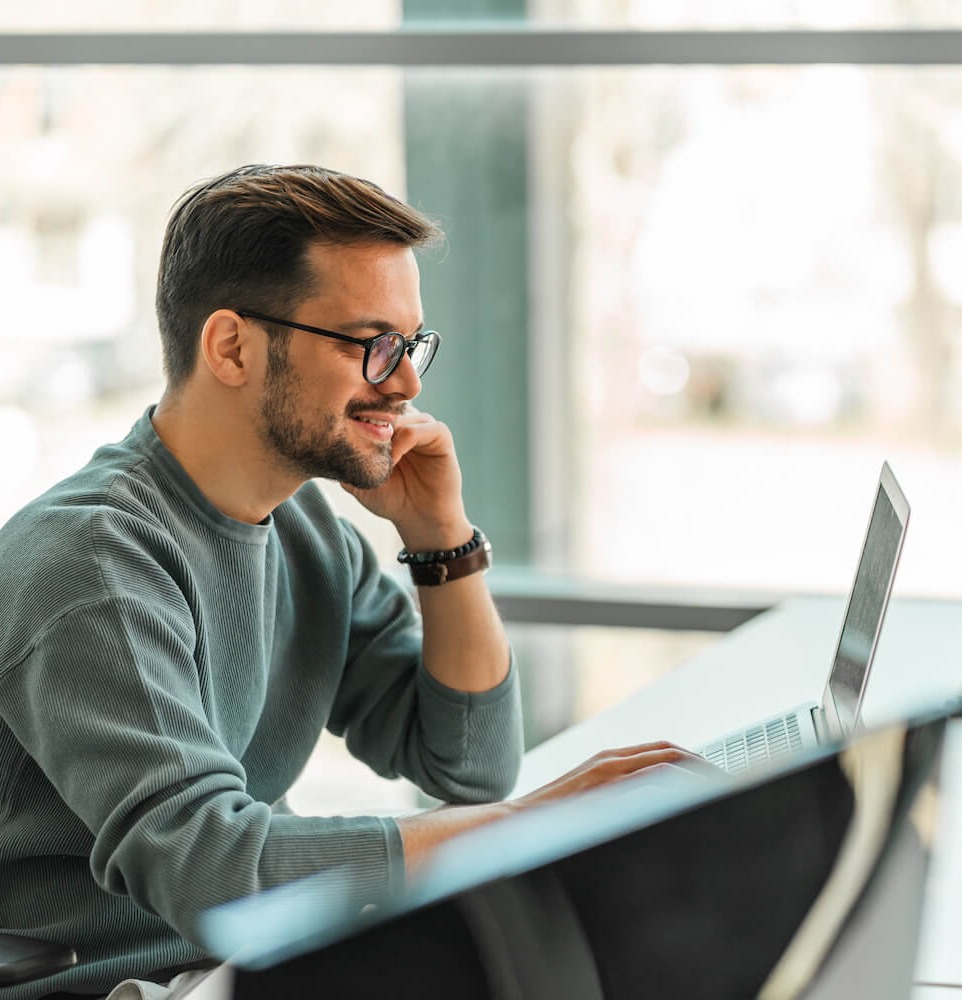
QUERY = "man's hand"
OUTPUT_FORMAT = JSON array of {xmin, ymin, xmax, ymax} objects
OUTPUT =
[
  {"xmin": 342, "ymin": 407, "xmax": 471, "ymax": 550},
  {"xmin": 398, "ymin": 741, "xmax": 721, "ymax": 878},
  {"xmin": 512, "ymin": 741, "xmax": 721, "ymax": 811}
]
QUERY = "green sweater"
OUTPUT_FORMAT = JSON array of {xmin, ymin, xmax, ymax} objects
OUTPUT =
[{"xmin": 0, "ymin": 408, "xmax": 522, "ymax": 998}]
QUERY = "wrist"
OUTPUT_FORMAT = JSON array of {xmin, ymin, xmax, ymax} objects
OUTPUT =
[
  {"xmin": 397, "ymin": 517, "xmax": 473, "ymax": 554},
  {"xmin": 397, "ymin": 800, "xmax": 515, "ymax": 880},
  {"xmin": 398, "ymin": 526, "xmax": 492, "ymax": 588}
]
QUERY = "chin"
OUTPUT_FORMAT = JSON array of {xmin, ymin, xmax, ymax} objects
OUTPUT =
[
  {"xmin": 300, "ymin": 446, "xmax": 392, "ymax": 490},
  {"xmin": 340, "ymin": 462, "xmax": 392, "ymax": 491}
]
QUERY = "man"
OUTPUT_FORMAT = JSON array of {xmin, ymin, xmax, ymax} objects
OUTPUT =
[{"xmin": 0, "ymin": 164, "xmax": 699, "ymax": 999}]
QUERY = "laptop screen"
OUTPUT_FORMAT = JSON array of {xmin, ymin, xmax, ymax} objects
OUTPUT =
[{"xmin": 823, "ymin": 462, "xmax": 909, "ymax": 737}]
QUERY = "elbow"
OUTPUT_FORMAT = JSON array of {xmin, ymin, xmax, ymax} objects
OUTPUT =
[{"xmin": 432, "ymin": 729, "xmax": 524, "ymax": 805}]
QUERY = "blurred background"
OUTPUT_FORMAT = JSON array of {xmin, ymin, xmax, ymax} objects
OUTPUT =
[{"xmin": 2, "ymin": 0, "xmax": 961, "ymax": 812}]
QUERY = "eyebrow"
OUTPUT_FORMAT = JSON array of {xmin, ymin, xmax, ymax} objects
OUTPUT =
[{"xmin": 338, "ymin": 318, "xmax": 425, "ymax": 337}]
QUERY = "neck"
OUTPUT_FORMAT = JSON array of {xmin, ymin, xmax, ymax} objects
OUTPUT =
[{"xmin": 152, "ymin": 384, "xmax": 303, "ymax": 525}]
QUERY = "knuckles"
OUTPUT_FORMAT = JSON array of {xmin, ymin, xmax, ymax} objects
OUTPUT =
[{"xmin": 588, "ymin": 743, "xmax": 687, "ymax": 777}]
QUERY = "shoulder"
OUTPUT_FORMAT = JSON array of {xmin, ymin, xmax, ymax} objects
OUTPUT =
[
  {"xmin": 2, "ymin": 436, "xmax": 181, "ymax": 564},
  {"xmin": 0, "ymin": 446, "xmax": 188, "ymax": 667}
]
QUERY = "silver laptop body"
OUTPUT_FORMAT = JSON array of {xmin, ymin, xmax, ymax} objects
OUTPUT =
[{"xmin": 701, "ymin": 461, "xmax": 910, "ymax": 773}]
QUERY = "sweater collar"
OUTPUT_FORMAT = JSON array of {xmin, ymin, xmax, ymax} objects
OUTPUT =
[{"xmin": 131, "ymin": 406, "xmax": 274, "ymax": 545}]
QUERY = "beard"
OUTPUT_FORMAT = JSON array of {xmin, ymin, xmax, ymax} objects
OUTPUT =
[{"xmin": 259, "ymin": 339, "xmax": 394, "ymax": 489}]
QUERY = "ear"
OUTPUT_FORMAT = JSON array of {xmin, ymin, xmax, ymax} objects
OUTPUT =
[{"xmin": 199, "ymin": 310, "xmax": 258, "ymax": 388}]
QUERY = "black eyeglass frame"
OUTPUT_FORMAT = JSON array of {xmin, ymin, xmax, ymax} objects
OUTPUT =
[{"xmin": 235, "ymin": 308, "xmax": 442, "ymax": 385}]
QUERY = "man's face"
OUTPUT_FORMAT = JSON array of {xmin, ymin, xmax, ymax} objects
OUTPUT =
[{"xmin": 258, "ymin": 242, "xmax": 424, "ymax": 488}]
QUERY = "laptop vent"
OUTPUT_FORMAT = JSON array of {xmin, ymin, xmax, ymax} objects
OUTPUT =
[{"xmin": 702, "ymin": 714, "xmax": 804, "ymax": 774}]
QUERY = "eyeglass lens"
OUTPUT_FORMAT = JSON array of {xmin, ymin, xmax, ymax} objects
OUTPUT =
[
  {"xmin": 368, "ymin": 334, "xmax": 405, "ymax": 381},
  {"xmin": 408, "ymin": 337, "xmax": 436, "ymax": 375},
  {"xmin": 367, "ymin": 333, "xmax": 438, "ymax": 383}
]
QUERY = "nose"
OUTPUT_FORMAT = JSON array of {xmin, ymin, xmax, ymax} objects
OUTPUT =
[{"xmin": 376, "ymin": 350, "xmax": 422, "ymax": 400}]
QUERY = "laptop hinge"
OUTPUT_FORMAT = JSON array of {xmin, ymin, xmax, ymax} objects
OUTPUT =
[{"xmin": 812, "ymin": 706, "xmax": 829, "ymax": 744}]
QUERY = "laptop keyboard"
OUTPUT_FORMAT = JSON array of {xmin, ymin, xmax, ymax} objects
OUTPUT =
[{"xmin": 701, "ymin": 714, "xmax": 804, "ymax": 774}]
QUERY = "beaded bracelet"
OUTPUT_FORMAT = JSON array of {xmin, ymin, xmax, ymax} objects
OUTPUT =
[
  {"xmin": 397, "ymin": 527, "xmax": 492, "ymax": 586},
  {"xmin": 397, "ymin": 527, "xmax": 485, "ymax": 566}
]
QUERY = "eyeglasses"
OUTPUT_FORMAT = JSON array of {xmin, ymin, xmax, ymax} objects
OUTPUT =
[{"xmin": 236, "ymin": 309, "xmax": 442, "ymax": 385}]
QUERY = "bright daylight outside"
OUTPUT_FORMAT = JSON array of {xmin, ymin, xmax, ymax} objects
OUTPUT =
[{"xmin": 2, "ymin": 2, "xmax": 961, "ymax": 813}]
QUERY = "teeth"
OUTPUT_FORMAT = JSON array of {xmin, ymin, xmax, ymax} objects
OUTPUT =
[{"xmin": 357, "ymin": 416, "xmax": 390, "ymax": 427}]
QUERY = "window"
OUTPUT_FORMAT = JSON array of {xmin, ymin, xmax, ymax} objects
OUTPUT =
[{"xmin": 3, "ymin": 7, "xmax": 961, "ymax": 804}]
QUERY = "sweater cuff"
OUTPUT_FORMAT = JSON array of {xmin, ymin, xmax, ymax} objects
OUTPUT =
[
  {"xmin": 415, "ymin": 654, "xmax": 523, "ymax": 803},
  {"xmin": 417, "ymin": 654, "xmax": 518, "ymax": 706}
]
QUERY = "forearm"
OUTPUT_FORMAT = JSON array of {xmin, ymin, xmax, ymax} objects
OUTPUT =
[{"xmin": 416, "ymin": 570, "xmax": 511, "ymax": 693}]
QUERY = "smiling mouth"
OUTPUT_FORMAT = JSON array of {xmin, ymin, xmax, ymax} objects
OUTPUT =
[{"xmin": 351, "ymin": 414, "xmax": 395, "ymax": 440}]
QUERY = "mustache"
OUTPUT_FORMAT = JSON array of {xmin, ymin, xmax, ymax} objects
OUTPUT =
[{"xmin": 345, "ymin": 400, "xmax": 411, "ymax": 419}]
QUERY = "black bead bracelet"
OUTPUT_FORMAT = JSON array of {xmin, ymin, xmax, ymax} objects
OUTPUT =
[
  {"xmin": 397, "ymin": 527, "xmax": 492, "ymax": 586},
  {"xmin": 397, "ymin": 527, "xmax": 485, "ymax": 566}
]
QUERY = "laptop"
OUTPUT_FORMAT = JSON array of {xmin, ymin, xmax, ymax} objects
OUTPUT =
[{"xmin": 700, "ymin": 461, "xmax": 909, "ymax": 773}]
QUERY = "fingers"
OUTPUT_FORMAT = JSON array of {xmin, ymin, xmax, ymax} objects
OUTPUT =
[
  {"xmin": 393, "ymin": 406, "xmax": 434, "ymax": 433},
  {"xmin": 524, "ymin": 743, "xmax": 698, "ymax": 804},
  {"xmin": 617, "ymin": 759, "xmax": 728, "ymax": 792},
  {"xmin": 390, "ymin": 411, "xmax": 452, "ymax": 463},
  {"xmin": 537, "ymin": 742, "xmax": 722, "ymax": 800},
  {"xmin": 394, "ymin": 405, "xmax": 431, "ymax": 426},
  {"xmin": 587, "ymin": 742, "xmax": 713, "ymax": 775},
  {"xmin": 595, "ymin": 745, "xmax": 697, "ymax": 779},
  {"xmin": 588, "ymin": 741, "xmax": 686, "ymax": 760}
]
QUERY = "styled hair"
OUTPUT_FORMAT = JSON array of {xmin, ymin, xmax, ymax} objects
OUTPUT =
[{"xmin": 155, "ymin": 164, "xmax": 444, "ymax": 387}]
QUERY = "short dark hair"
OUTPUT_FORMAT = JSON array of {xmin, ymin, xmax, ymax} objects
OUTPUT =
[{"xmin": 155, "ymin": 164, "xmax": 444, "ymax": 388}]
